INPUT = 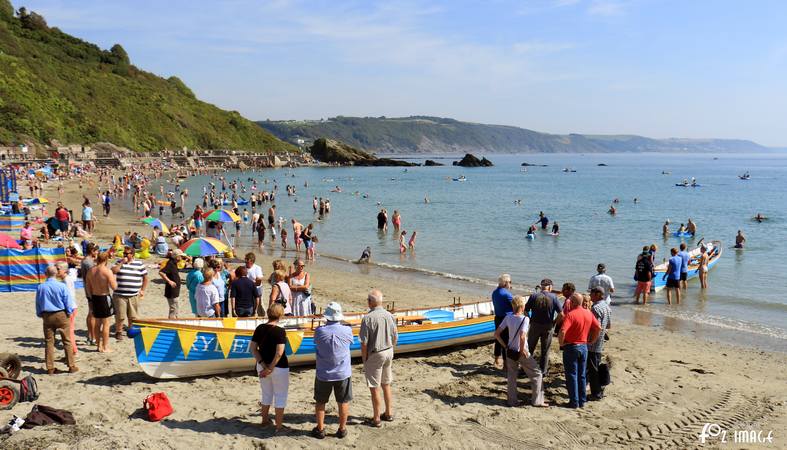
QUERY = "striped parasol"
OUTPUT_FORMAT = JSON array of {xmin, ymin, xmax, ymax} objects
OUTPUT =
[
  {"xmin": 202, "ymin": 209, "xmax": 240, "ymax": 223},
  {"xmin": 178, "ymin": 237, "xmax": 229, "ymax": 257},
  {"xmin": 141, "ymin": 217, "xmax": 170, "ymax": 234}
]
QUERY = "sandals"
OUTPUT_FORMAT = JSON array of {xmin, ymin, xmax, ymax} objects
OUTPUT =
[
  {"xmin": 365, "ymin": 418, "xmax": 382, "ymax": 428},
  {"xmin": 311, "ymin": 427, "xmax": 325, "ymax": 439},
  {"xmin": 380, "ymin": 413, "xmax": 394, "ymax": 422},
  {"xmin": 335, "ymin": 428, "xmax": 348, "ymax": 439}
]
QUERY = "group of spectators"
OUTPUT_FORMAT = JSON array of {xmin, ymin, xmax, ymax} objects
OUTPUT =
[
  {"xmin": 163, "ymin": 252, "xmax": 313, "ymax": 320},
  {"xmin": 491, "ymin": 266, "xmax": 613, "ymax": 409},
  {"xmin": 249, "ymin": 289, "xmax": 397, "ymax": 438}
]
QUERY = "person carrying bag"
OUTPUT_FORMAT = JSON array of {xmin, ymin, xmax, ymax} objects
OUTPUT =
[{"xmin": 494, "ymin": 296, "xmax": 549, "ymax": 408}]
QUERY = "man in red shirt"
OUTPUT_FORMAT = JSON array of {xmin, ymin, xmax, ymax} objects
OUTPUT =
[{"xmin": 558, "ymin": 293, "xmax": 601, "ymax": 408}]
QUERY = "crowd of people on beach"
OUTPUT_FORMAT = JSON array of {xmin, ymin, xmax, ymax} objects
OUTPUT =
[
  {"xmin": 5, "ymin": 157, "xmax": 769, "ymax": 441},
  {"xmin": 492, "ymin": 270, "xmax": 612, "ymax": 409}
]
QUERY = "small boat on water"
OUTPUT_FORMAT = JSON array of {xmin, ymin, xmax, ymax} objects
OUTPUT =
[
  {"xmin": 739, "ymin": 172, "xmax": 751, "ymax": 180},
  {"xmin": 132, "ymin": 301, "xmax": 495, "ymax": 379},
  {"xmin": 652, "ymin": 240, "xmax": 722, "ymax": 292},
  {"xmin": 452, "ymin": 176, "xmax": 467, "ymax": 182}
]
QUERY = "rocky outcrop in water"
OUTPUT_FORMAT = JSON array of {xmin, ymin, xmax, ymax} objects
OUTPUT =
[
  {"xmin": 424, "ymin": 159, "xmax": 444, "ymax": 166},
  {"xmin": 453, "ymin": 153, "xmax": 494, "ymax": 167},
  {"xmin": 309, "ymin": 138, "xmax": 417, "ymax": 166}
]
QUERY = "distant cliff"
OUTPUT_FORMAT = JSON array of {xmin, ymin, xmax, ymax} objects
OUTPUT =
[{"xmin": 259, "ymin": 116, "xmax": 772, "ymax": 154}]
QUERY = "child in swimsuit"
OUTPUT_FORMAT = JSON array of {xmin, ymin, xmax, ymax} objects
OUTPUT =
[
  {"xmin": 399, "ymin": 231, "xmax": 407, "ymax": 254},
  {"xmin": 408, "ymin": 231, "xmax": 417, "ymax": 250}
]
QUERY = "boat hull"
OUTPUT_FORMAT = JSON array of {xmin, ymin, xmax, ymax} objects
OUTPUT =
[
  {"xmin": 652, "ymin": 241, "xmax": 722, "ymax": 292},
  {"xmin": 133, "ymin": 304, "xmax": 496, "ymax": 379}
]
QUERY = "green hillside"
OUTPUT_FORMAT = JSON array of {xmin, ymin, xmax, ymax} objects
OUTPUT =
[
  {"xmin": 0, "ymin": 2, "xmax": 293, "ymax": 152},
  {"xmin": 259, "ymin": 116, "xmax": 770, "ymax": 154}
]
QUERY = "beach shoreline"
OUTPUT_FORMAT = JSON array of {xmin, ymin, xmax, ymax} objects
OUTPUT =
[{"xmin": 0, "ymin": 170, "xmax": 785, "ymax": 449}]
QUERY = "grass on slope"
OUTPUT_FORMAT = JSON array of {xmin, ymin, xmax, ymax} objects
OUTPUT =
[{"xmin": 0, "ymin": 3, "xmax": 293, "ymax": 152}]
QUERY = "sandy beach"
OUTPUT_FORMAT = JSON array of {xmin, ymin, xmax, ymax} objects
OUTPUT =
[{"xmin": 1, "ymin": 175, "xmax": 785, "ymax": 450}]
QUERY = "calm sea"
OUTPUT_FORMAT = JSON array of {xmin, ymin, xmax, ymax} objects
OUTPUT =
[{"xmin": 166, "ymin": 153, "xmax": 787, "ymax": 351}]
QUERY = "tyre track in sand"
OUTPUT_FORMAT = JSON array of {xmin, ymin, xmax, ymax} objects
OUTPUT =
[{"xmin": 599, "ymin": 389, "xmax": 776, "ymax": 450}]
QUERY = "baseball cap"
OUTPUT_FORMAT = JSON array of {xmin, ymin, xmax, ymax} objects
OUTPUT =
[
  {"xmin": 540, "ymin": 278, "xmax": 553, "ymax": 287},
  {"xmin": 597, "ymin": 263, "xmax": 606, "ymax": 272},
  {"xmin": 323, "ymin": 302, "xmax": 344, "ymax": 321}
]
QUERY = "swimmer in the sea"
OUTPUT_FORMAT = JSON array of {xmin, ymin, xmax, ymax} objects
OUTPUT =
[{"xmin": 358, "ymin": 246, "xmax": 372, "ymax": 263}]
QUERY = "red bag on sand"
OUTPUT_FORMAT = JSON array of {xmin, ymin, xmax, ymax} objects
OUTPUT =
[{"xmin": 143, "ymin": 392, "xmax": 173, "ymax": 422}]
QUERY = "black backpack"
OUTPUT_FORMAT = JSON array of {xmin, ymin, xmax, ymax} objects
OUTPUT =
[{"xmin": 19, "ymin": 374, "xmax": 39, "ymax": 403}]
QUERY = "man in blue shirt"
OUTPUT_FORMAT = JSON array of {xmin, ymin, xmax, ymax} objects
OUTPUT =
[
  {"xmin": 35, "ymin": 265, "xmax": 79, "ymax": 374},
  {"xmin": 678, "ymin": 243, "xmax": 690, "ymax": 289},
  {"xmin": 663, "ymin": 248, "xmax": 682, "ymax": 305},
  {"xmin": 491, "ymin": 274, "xmax": 514, "ymax": 368},
  {"xmin": 313, "ymin": 302, "xmax": 354, "ymax": 439}
]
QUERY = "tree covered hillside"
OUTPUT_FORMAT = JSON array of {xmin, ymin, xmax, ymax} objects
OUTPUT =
[{"xmin": 0, "ymin": 2, "xmax": 293, "ymax": 152}]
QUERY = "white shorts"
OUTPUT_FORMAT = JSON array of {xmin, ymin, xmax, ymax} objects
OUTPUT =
[
  {"xmin": 259, "ymin": 366, "xmax": 289, "ymax": 409},
  {"xmin": 364, "ymin": 348, "xmax": 394, "ymax": 388}
]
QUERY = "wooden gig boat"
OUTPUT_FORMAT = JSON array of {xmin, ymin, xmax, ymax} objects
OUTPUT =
[{"xmin": 132, "ymin": 301, "xmax": 495, "ymax": 379}]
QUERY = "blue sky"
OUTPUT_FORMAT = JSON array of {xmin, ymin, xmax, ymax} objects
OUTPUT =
[{"xmin": 14, "ymin": 0, "xmax": 787, "ymax": 146}]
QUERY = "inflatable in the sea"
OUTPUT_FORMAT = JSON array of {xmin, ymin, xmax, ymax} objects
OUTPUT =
[
  {"xmin": 673, "ymin": 231, "xmax": 694, "ymax": 238},
  {"xmin": 525, "ymin": 233, "xmax": 536, "ymax": 240}
]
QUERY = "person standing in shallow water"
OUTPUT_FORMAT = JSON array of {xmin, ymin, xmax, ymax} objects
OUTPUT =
[
  {"xmin": 376, "ymin": 208, "xmax": 387, "ymax": 231},
  {"xmin": 735, "ymin": 230, "xmax": 746, "ymax": 249},
  {"xmin": 698, "ymin": 246, "xmax": 710, "ymax": 289},
  {"xmin": 391, "ymin": 210, "xmax": 402, "ymax": 230},
  {"xmin": 664, "ymin": 248, "xmax": 682, "ymax": 305}
]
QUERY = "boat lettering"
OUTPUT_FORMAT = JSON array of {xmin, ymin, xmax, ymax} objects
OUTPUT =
[
  {"xmin": 232, "ymin": 338, "xmax": 251, "ymax": 354},
  {"xmin": 196, "ymin": 335, "xmax": 216, "ymax": 352}
]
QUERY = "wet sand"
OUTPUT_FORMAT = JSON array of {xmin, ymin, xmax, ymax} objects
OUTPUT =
[{"xmin": 1, "ymin": 174, "xmax": 785, "ymax": 449}]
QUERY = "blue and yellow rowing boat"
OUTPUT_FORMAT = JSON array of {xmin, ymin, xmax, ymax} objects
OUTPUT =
[
  {"xmin": 132, "ymin": 301, "xmax": 495, "ymax": 379},
  {"xmin": 652, "ymin": 240, "xmax": 722, "ymax": 292}
]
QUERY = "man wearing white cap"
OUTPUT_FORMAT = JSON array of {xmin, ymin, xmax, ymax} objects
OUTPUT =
[{"xmin": 312, "ymin": 302, "xmax": 353, "ymax": 439}]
